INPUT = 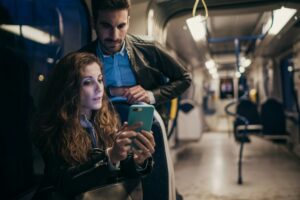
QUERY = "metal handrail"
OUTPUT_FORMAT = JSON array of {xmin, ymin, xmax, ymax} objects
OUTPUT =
[{"xmin": 224, "ymin": 92, "xmax": 250, "ymax": 185}]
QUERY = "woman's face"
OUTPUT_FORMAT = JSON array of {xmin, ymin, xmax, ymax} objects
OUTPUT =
[{"xmin": 80, "ymin": 62, "xmax": 104, "ymax": 117}]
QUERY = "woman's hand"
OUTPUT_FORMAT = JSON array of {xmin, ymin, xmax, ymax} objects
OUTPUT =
[
  {"xmin": 132, "ymin": 130, "xmax": 155, "ymax": 165},
  {"xmin": 107, "ymin": 122, "xmax": 141, "ymax": 164}
]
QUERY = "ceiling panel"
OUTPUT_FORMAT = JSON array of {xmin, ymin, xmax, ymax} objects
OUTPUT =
[{"xmin": 151, "ymin": 0, "xmax": 300, "ymax": 70}]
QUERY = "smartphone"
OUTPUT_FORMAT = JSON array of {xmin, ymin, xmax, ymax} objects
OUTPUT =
[{"xmin": 128, "ymin": 104, "xmax": 154, "ymax": 132}]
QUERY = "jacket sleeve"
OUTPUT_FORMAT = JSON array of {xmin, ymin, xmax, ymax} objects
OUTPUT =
[
  {"xmin": 53, "ymin": 149, "xmax": 116, "ymax": 196},
  {"xmin": 44, "ymin": 149, "xmax": 153, "ymax": 197},
  {"xmin": 151, "ymin": 43, "xmax": 192, "ymax": 104},
  {"xmin": 120, "ymin": 154, "xmax": 154, "ymax": 179}
]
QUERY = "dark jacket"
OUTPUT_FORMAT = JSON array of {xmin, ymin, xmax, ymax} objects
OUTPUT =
[
  {"xmin": 80, "ymin": 35, "xmax": 192, "ymax": 121},
  {"xmin": 33, "ymin": 137, "xmax": 152, "ymax": 200}
]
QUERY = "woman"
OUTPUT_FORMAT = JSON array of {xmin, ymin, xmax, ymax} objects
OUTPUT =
[{"xmin": 32, "ymin": 52, "xmax": 155, "ymax": 200}]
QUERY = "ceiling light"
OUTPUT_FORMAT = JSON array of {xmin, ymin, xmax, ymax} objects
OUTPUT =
[
  {"xmin": 186, "ymin": 15, "xmax": 206, "ymax": 41},
  {"xmin": 205, "ymin": 60, "xmax": 215, "ymax": 69},
  {"xmin": 240, "ymin": 57, "xmax": 251, "ymax": 68},
  {"xmin": 239, "ymin": 67, "xmax": 245, "ymax": 73},
  {"xmin": 209, "ymin": 67, "xmax": 217, "ymax": 74},
  {"xmin": 212, "ymin": 74, "xmax": 219, "ymax": 79},
  {"xmin": 235, "ymin": 71, "xmax": 241, "ymax": 78},
  {"xmin": 0, "ymin": 25, "xmax": 57, "ymax": 44},
  {"xmin": 264, "ymin": 6, "xmax": 297, "ymax": 35}
]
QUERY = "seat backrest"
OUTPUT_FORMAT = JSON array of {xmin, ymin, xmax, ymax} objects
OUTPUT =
[
  {"xmin": 261, "ymin": 98, "xmax": 286, "ymax": 135},
  {"xmin": 235, "ymin": 99, "xmax": 260, "ymax": 126}
]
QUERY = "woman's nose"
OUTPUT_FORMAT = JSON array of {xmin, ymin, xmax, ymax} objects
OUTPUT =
[{"xmin": 95, "ymin": 82, "xmax": 102, "ymax": 92}]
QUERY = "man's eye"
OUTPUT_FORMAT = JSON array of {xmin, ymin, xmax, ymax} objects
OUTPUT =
[
  {"xmin": 118, "ymin": 24, "xmax": 126, "ymax": 29},
  {"xmin": 98, "ymin": 79, "xmax": 103, "ymax": 84}
]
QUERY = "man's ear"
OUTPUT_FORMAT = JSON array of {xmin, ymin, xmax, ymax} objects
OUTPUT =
[{"xmin": 128, "ymin": 16, "xmax": 130, "ymax": 27}]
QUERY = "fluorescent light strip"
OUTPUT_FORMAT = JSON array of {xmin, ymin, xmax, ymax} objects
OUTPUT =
[
  {"xmin": 265, "ymin": 7, "xmax": 297, "ymax": 35},
  {"xmin": 0, "ymin": 25, "xmax": 57, "ymax": 44},
  {"xmin": 186, "ymin": 15, "xmax": 206, "ymax": 41}
]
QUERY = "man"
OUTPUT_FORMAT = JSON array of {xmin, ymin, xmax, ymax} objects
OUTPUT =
[
  {"xmin": 80, "ymin": 1, "xmax": 189, "ymax": 199},
  {"xmin": 80, "ymin": 0, "xmax": 191, "ymax": 125}
]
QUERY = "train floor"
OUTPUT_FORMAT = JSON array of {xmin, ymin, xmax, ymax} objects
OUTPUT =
[{"xmin": 174, "ymin": 132, "xmax": 300, "ymax": 200}]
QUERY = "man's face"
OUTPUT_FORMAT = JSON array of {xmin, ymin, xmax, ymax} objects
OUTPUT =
[{"xmin": 94, "ymin": 9, "xmax": 129, "ymax": 55}]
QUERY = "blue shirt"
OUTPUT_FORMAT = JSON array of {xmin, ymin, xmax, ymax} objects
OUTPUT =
[
  {"xmin": 96, "ymin": 41, "xmax": 156, "ymax": 104},
  {"xmin": 96, "ymin": 41, "xmax": 137, "ymax": 87}
]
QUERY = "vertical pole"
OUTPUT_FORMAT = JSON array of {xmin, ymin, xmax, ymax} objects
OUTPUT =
[
  {"xmin": 234, "ymin": 38, "xmax": 240, "ymax": 72},
  {"xmin": 238, "ymin": 142, "xmax": 244, "ymax": 184}
]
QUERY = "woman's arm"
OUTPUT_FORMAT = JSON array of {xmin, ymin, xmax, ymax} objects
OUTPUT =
[
  {"xmin": 45, "ymin": 149, "xmax": 115, "ymax": 197},
  {"xmin": 120, "ymin": 153, "xmax": 154, "ymax": 178}
]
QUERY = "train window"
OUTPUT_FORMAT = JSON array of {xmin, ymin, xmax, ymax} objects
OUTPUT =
[
  {"xmin": 0, "ymin": 0, "xmax": 90, "ymax": 105},
  {"xmin": 220, "ymin": 78, "xmax": 234, "ymax": 99},
  {"xmin": 280, "ymin": 55, "xmax": 296, "ymax": 112}
]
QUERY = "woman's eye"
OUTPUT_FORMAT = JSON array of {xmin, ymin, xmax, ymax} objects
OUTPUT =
[
  {"xmin": 82, "ymin": 80, "xmax": 92, "ymax": 86},
  {"xmin": 98, "ymin": 79, "xmax": 103, "ymax": 84}
]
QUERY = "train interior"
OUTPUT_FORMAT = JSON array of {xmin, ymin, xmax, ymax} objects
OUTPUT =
[{"xmin": 1, "ymin": 0, "xmax": 300, "ymax": 199}]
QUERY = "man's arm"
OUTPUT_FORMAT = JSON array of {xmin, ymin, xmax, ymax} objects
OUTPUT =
[
  {"xmin": 123, "ymin": 85, "xmax": 152, "ymax": 104},
  {"xmin": 122, "ymin": 42, "xmax": 191, "ymax": 104},
  {"xmin": 149, "ymin": 43, "xmax": 192, "ymax": 104}
]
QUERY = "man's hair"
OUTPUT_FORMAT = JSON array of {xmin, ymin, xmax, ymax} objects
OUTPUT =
[{"xmin": 92, "ymin": 0, "xmax": 131, "ymax": 21}]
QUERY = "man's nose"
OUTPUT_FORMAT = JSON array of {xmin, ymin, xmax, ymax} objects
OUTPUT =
[{"xmin": 110, "ymin": 28, "xmax": 118, "ymax": 40}]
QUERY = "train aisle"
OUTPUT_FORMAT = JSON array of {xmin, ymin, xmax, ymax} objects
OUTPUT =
[{"xmin": 174, "ymin": 132, "xmax": 300, "ymax": 200}]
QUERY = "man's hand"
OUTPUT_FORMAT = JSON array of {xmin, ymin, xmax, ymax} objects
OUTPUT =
[{"xmin": 123, "ymin": 85, "xmax": 150, "ymax": 104}]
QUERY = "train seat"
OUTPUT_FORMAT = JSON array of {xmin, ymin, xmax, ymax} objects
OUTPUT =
[
  {"xmin": 233, "ymin": 99, "xmax": 262, "ymax": 142},
  {"xmin": 261, "ymin": 98, "xmax": 290, "ymax": 142}
]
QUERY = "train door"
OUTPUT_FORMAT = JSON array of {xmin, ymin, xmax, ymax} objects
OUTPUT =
[{"xmin": 281, "ymin": 52, "xmax": 300, "ymax": 155}]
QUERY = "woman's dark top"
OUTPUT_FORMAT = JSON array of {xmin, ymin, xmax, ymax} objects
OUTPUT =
[{"xmin": 33, "ymin": 117, "xmax": 153, "ymax": 199}]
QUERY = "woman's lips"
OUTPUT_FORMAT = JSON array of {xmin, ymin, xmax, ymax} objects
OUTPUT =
[{"xmin": 93, "ymin": 97, "xmax": 102, "ymax": 101}]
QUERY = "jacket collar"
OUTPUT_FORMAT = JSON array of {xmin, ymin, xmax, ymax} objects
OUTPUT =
[{"xmin": 125, "ymin": 35, "xmax": 137, "ymax": 71}]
